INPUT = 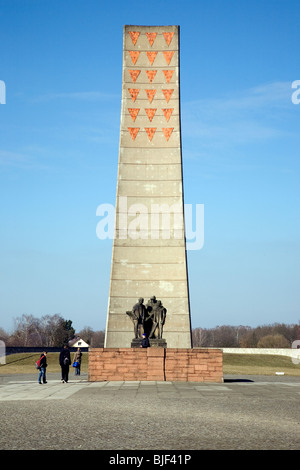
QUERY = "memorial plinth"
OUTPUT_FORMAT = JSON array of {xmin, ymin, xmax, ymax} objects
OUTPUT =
[{"xmin": 88, "ymin": 348, "xmax": 224, "ymax": 383}]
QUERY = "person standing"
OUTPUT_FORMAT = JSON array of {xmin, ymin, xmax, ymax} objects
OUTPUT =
[
  {"xmin": 140, "ymin": 333, "xmax": 150, "ymax": 348},
  {"xmin": 38, "ymin": 351, "xmax": 47, "ymax": 384},
  {"xmin": 72, "ymin": 347, "xmax": 82, "ymax": 376},
  {"xmin": 59, "ymin": 345, "xmax": 71, "ymax": 383}
]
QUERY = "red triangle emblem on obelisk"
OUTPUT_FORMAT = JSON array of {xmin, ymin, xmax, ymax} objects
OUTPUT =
[
  {"xmin": 129, "ymin": 70, "xmax": 141, "ymax": 83},
  {"xmin": 145, "ymin": 128, "xmax": 156, "ymax": 141},
  {"xmin": 162, "ymin": 108, "xmax": 174, "ymax": 122},
  {"xmin": 146, "ymin": 70, "xmax": 157, "ymax": 83},
  {"xmin": 163, "ymin": 51, "xmax": 174, "ymax": 65},
  {"xmin": 128, "ymin": 127, "xmax": 139, "ymax": 140},
  {"xmin": 145, "ymin": 109, "xmax": 157, "ymax": 122},
  {"xmin": 163, "ymin": 32, "xmax": 174, "ymax": 46},
  {"xmin": 162, "ymin": 89, "xmax": 174, "ymax": 103},
  {"xmin": 163, "ymin": 70, "xmax": 174, "ymax": 83},
  {"xmin": 128, "ymin": 31, "xmax": 140, "ymax": 45},
  {"xmin": 162, "ymin": 128, "xmax": 174, "ymax": 141},
  {"xmin": 128, "ymin": 108, "xmax": 140, "ymax": 122},
  {"xmin": 129, "ymin": 51, "xmax": 140, "ymax": 65},
  {"xmin": 146, "ymin": 32, "xmax": 157, "ymax": 46},
  {"xmin": 145, "ymin": 89, "xmax": 156, "ymax": 103},
  {"xmin": 146, "ymin": 51, "xmax": 157, "ymax": 65},
  {"xmin": 128, "ymin": 88, "xmax": 140, "ymax": 102}
]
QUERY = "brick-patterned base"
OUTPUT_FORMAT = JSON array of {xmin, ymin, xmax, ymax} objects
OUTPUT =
[{"xmin": 88, "ymin": 348, "xmax": 223, "ymax": 383}]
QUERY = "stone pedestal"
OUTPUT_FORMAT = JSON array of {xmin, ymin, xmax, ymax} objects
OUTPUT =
[
  {"xmin": 131, "ymin": 338, "xmax": 167, "ymax": 348},
  {"xmin": 149, "ymin": 339, "xmax": 167, "ymax": 348},
  {"xmin": 130, "ymin": 338, "xmax": 142, "ymax": 348},
  {"xmin": 88, "ymin": 348, "xmax": 224, "ymax": 383}
]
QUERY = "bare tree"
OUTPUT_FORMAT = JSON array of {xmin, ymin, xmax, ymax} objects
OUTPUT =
[
  {"xmin": 192, "ymin": 322, "xmax": 299, "ymax": 348},
  {"xmin": 10, "ymin": 314, "xmax": 42, "ymax": 346},
  {"xmin": 192, "ymin": 328, "xmax": 212, "ymax": 347},
  {"xmin": 90, "ymin": 330, "xmax": 105, "ymax": 347},
  {"xmin": 6, "ymin": 314, "xmax": 75, "ymax": 347},
  {"xmin": 78, "ymin": 327, "xmax": 94, "ymax": 345},
  {"xmin": 0, "ymin": 327, "xmax": 9, "ymax": 342}
]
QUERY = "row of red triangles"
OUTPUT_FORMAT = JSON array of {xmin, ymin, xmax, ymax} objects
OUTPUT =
[
  {"xmin": 129, "ymin": 69, "xmax": 174, "ymax": 84},
  {"xmin": 128, "ymin": 88, "xmax": 173, "ymax": 103},
  {"xmin": 128, "ymin": 127, "xmax": 174, "ymax": 141},
  {"xmin": 129, "ymin": 31, "xmax": 174, "ymax": 47},
  {"xmin": 129, "ymin": 50, "xmax": 174, "ymax": 66},
  {"xmin": 128, "ymin": 108, "xmax": 173, "ymax": 122}
]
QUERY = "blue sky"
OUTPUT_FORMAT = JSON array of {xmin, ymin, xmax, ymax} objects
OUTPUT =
[{"xmin": 0, "ymin": 0, "xmax": 299, "ymax": 334}]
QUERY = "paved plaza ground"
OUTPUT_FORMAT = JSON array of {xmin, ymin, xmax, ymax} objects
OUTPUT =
[{"xmin": 0, "ymin": 372, "xmax": 299, "ymax": 452}]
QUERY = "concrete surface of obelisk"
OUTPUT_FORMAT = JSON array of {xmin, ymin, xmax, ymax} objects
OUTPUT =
[{"xmin": 104, "ymin": 25, "xmax": 192, "ymax": 348}]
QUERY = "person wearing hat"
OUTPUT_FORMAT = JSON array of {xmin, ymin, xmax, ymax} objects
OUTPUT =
[{"xmin": 140, "ymin": 333, "xmax": 150, "ymax": 348}]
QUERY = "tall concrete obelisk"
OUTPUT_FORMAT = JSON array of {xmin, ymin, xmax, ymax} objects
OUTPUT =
[{"xmin": 104, "ymin": 25, "xmax": 192, "ymax": 348}]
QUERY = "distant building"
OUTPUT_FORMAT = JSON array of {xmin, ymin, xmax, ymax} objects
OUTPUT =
[{"xmin": 69, "ymin": 337, "xmax": 89, "ymax": 348}]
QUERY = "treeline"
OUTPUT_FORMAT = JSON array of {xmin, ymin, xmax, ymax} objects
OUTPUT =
[
  {"xmin": 192, "ymin": 323, "xmax": 300, "ymax": 348},
  {"xmin": 0, "ymin": 314, "xmax": 299, "ymax": 349},
  {"xmin": 0, "ymin": 314, "xmax": 105, "ymax": 348}
]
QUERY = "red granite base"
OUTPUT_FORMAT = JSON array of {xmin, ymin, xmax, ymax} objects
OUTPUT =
[{"xmin": 88, "ymin": 347, "xmax": 223, "ymax": 382}]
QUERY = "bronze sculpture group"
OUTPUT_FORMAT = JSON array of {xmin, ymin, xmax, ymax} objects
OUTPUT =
[{"xmin": 127, "ymin": 296, "xmax": 167, "ymax": 341}]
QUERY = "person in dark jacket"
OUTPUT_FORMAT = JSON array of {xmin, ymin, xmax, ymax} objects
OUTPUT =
[
  {"xmin": 59, "ymin": 345, "xmax": 71, "ymax": 383},
  {"xmin": 140, "ymin": 333, "xmax": 150, "ymax": 348},
  {"xmin": 38, "ymin": 351, "xmax": 47, "ymax": 384}
]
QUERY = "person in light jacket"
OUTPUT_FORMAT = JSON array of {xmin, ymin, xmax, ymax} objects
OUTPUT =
[{"xmin": 73, "ymin": 347, "xmax": 82, "ymax": 375}]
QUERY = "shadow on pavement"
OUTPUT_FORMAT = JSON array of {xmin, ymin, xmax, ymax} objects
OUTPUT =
[{"xmin": 224, "ymin": 378, "xmax": 254, "ymax": 383}]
